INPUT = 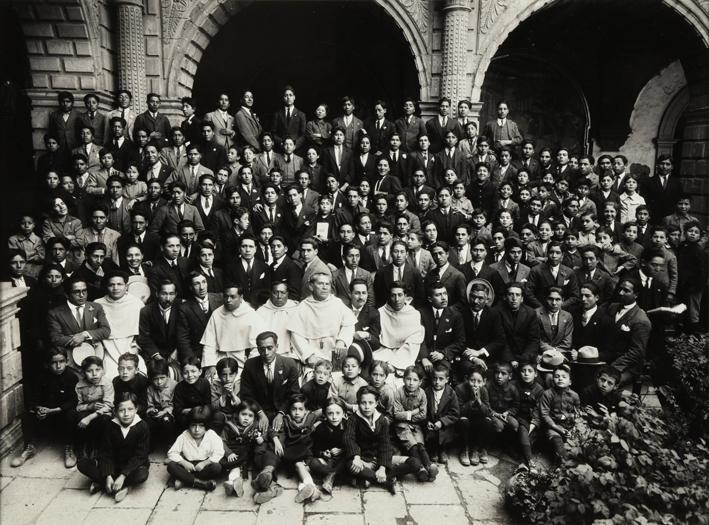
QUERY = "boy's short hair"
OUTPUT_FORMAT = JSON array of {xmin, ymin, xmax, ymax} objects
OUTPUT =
[
  {"xmin": 356, "ymin": 384, "xmax": 380, "ymax": 402},
  {"xmin": 188, "ymin": 405, "xmax": 211, "ymax": 425},
  {"xmin": 235, "ymin": 399, "xmax": 260, "ymax": 416},
  {"xmin": 48, "ymin": 347, "xmax": 68, "ymax": 360},
  {"xmin": 492, "ymin": 361, "xmax": 513, "ymax": 374},
  {"xmin": 115, "ymin": 392, "xmax": 138, "ymax": 409},
  {"xmin": 580, "ymin": 281, "xmax": 601, "ymax": 297},
  {"xmin": 683, "ymin": 220, "xmax": 704, "ymax": 234},
  {"xmin": 148, "ymin": 358, "xmax": 170, "ymax": 378},
  {"xmin": 216, "ymin": 357, "xmax": 239, "ymax": 375},
  {"xmin": 369, "ymin": 360, "xmax": 389, "ymax": 377},
  {"xmin": 554, "ymin": 364, "xmax": 572, "ymax": 375},
  {"xmin": 432, "ymin": 361, "xmax": 450, "ymax": 376},
  {"xmin": 288, "ymin": 393, "xmax": 307, "ymax": 408},
  {"xmin": 81, "ymin": 355, "xmax": 103, "ymax": 371},
  {"xmin": 596, "ymin": 365, "xmax": 621, "ymax": 386},
  {"xmin": 182, "ymin": 356, "xmax": 202, "ymax": 370},
  {"xmin": 314, "ymin": 359, "xmax": 333, "ymax": 372},
  {"xmin": 465, "ymin": 364, "xmax": 486, "ymax": 379},
  {"xmin": 516, "ymin": 358, "xmax": 536, "ymax": 370},
  {"xmin": 117, "ymin": 353, "xmax": 139, "ymax": 368}
]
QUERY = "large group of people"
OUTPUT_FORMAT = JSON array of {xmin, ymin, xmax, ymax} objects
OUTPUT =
[{"xmin": 4, "ymin": 85, "xmax": 707, "ymax": 505}]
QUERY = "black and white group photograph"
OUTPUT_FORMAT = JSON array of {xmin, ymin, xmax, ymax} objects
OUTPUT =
[{"xmin": 0, "ymin": 0, "xmax": 708, "ymax": 523}]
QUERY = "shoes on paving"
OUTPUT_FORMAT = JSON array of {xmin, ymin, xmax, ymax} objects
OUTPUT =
[
  {"xmin": 253, "ymin": 484, "xmax": 283, "ymax": 504},
  {"xmin": 10, "ymin": 444, "xmax": 37, "ymax": 467},
  {"xmin": 479, "ymin": 449, "xmax": 488, "ymax": 464},
  {"xmin": 173, "ymin": 479, "xmax": 183, "ymax": 490},
  {"xmin": 64, "ymin": 446, "xmax": 77, "ymax": 469},
  {"xmin": 89, "ymin": 481, "xmax": 101, "ymax": 495},
  {"xmin": 469, "ymin": 449, "xmax": 480, "ymax": 466},
  {"xmin": 459, "ymin": 449, "xmax": 471, "ymax": 467},
  {"xmin": 295, "ymin": 483, "xmax": 315, "ymax": 503},
  {"xmin": 114, "ymin": 487, "xmax": 128, "ymax": 502},
  {"xmin": 254, "ymin": 469, "xmax": 273, "ymax": 492},
  {"xmin": 427, "ymin": 463, "xmax": 439, "ymax": 482},
  {"xmin": 438, "ymin": 450, "xmax": 449, "ymax": 464}
]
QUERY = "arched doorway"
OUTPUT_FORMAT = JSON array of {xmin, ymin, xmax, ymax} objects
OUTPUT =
[
  {"xmin": 481, "ymin": 54, "xmax": 590, "ymax": 155},
  {"xmin": 191, "ymin": 1, "xmax": 421, "ymax": 126},
  {"xmin": 478, "ymin": 0, "xmax": 707, "ymax": 155}
]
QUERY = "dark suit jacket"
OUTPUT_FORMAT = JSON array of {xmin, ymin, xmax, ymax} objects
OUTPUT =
[
  {"xmin": 354, "ymin": 304, "xmax": 381, "ymax": 350},
  {"xmin": 137, "ymin": 302, "xmax": 180, "ymax": 360},
  {"xmin": 351, "ymin": 152, "xmax": 378, "ymax": 184},
  {"xmin": 408, "ymin": 152, "xmax": 437, "ymax": 187},
  {"xmin": 642, "ymin": 174, "xmax": 683, "ymax": 224},
  {"xmin": 365, "ymin": 119, "xmax": 395, "ymax": 154},
  {"xmin": 48, "ymin": 109, "xmax": 81, "ymax": 150},
  {"xmin": 270, "ymin": 256, "xmax": 304, "ymax": 301},
  {"xmin": 106, "ymin": 137, "xmax": 140, "ymax": 173},
  {"xmin": 240, "ymin": 354, "xmax": 301, "ymax": 418},
  {"xmin": 424, "ymin": 264, "xmax": 467, "ymax": 306},
  {"xmin": 234, "ymin": 107, "xmax": 262, "ymax": 151},
  {"xmin": 132, "ymin": 198, "xmax": 168, "ymax": 224},
  {"xmin": 526, "ymin": 263, "xmax": 580, "ymax": 311},
  {"xmin": 280, "ymin": 204, "xmax": 316, "ymax": 251},
  {"xmin": 383, "ymin": 151, "xmax": 410, "ymax": 185},
  {"xmin": 395, "ymin": 116, "xmax": 426, "ymax": 153},
  {"xmin": 200, "ymin": 141, "xmax": 228, "ymax": 173},
  {"xmin": 47, "ymin": 301, "xmax": 111, "ymax": 349},
  {"xmin": 320, "ymin": 146, "xmax": 354, "ymax": 185},
  {"xmin": 372, "ymin": 175, "xmax": 402, "ymax": 197},
  {"xmin": 147, "ymin": 203, "xmax": 205, "ymax": 236},
  {"xmin": 434, "ymin": 147, "xmax": 469, "ymax": 186},
  {"xmin": 332, "ymin": 267, "xmax": 374, "ymax": 308},
  {"xmin": 514, "ymin": 158, "xmax": 541, "ymax": 181},
  {"xmin": 225, "ymin": 258, "xmax": 271, "ymax": 307},
  {"xmin": 574, "ymin": 267, "xmax": 616, "ymax": 305},
  {"xmin": 133, "ymin": 111, "xmax": 172, "ymax": 146},
  {"xmin": 456, "ymin": 305, "xmax": 505, "ymax": 362},
  {"xmin": 147, "ymin": 256, "xmax": 192, "ymax": 298},
  {"xmin": 181, "ymin": 115, "xmax": 202, "ymax": 146},
  {"xmin": 419, "ymin": 305, "xmax": 465, "ymax": 358},
  {"xmin": 117, "ymin": 231, "xmax": 161, "ymax": 266},
  {"xmin": 373, "ymin": 262, "xmax": 424, "ymax": 307},
  {"xmin": 573, "ymin": 305, "xmax": 612, "ymax": 350},
  {"xmin": 495, "ymin": 303, "xmax": 541, "ymax": 363},
  {"xmin": 426, "ymin": 117, "xmax": 458, "ymax": 154},
  {"xmin": 605, "ymin": 303, "xmax": 651, "ymax": 377},
  {"xmin": 194, "ymin": 194, "xmax": 226, "ymax": 235},
  {"xmin": 430, "ymin": 208, "xmax": 465, "ymax": 244},
  {"xmin": 272, "ymin": 107, "xmax": 308, "ymax": 151},
  {"xmin": 175, "ymin": 294, "xmax": 223, "ymax": 362}
]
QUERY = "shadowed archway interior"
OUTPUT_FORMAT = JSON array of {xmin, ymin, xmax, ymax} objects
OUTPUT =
[{"xmin": 192, "ymin": 1, "xmax": 421, "ymax": 128}]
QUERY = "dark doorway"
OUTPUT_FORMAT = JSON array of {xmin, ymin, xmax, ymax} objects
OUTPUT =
[
  {"xmin": 192, "ymin": 1, "xmax": 421, "ymax": 128},
  {"xmin": 0, "ymin": 8, "xmax": 33, "ymax": 245},
  {"xmin": 481, "ymin": 0, "xmax": 706, "ymax": 153},
  {"xmin": 481, "ymin": 54, "xmax": 589, "ymax": 155}
]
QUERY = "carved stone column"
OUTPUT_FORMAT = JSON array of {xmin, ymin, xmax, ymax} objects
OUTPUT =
[
  {"xmin": 115, "ymin": 0, "xmax": 148, "ymax": 113},
  {"xmin": 441, "ymin": 0, "xmax": 472, "ymax": 110}
]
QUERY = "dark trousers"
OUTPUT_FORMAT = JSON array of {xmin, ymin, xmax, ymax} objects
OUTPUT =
[
  {"xmin": 344, "ymin": 456, "xmax": 421, "ymax": 481},
  {"xmin": 146, "ymin": 414, "xmax": 176, "ymax": 449},
  {"xmin": 308, "ymin": 456, "xmax": 345, "ymax": 476},
  {"xmin": 77, "ymin": 457, "xmax": 149, "ymax": 486},
  {"xmin": 167, "ymin": 460, "xmax": 222, "ymax": 485},
  {"xmin": 457, "ymin": 414, "xmax": 487, "ymax": 448},
  {"xmin": 23, "ymin": 409, "xmax": 76, "ymax": 445},
  {"xmin": 74, "ymin": 412, "xmax": 109, "ymax": 454}
]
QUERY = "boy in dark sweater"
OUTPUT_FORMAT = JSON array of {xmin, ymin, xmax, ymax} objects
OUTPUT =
[
  {"xmin": 344, "ymin": 385, "xmax": 421, "ymax": 494},
  {"xmin": 300, "ymin": 359, "xmax": 332, "ymax": 416},
  {"xmin": 77, "ymin": 392, "xmax": 150, "ymax": 502},
  {"xmin": 580, "ymin": 366, "xmax": 623, "ymax": 414},
  {"xmin": 112, "ymin": 353, "xmax": 149, "ymax": 416},
  {"xmin": 514, "ymin": 360, "xmax": 544, "ymax": 470},
  {"xmin": 11, "ymin": 348, "xmax": 79, "ymax": 469},
  {"xmin": 173, "ymin": 356, "xmax": 211, "ymax": 430},
  {"xmin": 485, "ymin": 362, "xmax": 520, "ymax": 462},
  {"xmin": 424, "ymin": 362, "xmax": 459, "ymax": 465}
]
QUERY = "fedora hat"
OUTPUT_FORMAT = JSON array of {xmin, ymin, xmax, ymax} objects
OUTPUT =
[
  {"xmin": 127, "ymin": 276, "xmax": 151, "ymax": 304},
  {"xmin": 537, "ymin": 349, "xmax": 566, "ymax": 372},
  {"xmin": 575, "ymin": 346, "xmax": 605, "ymax": 366},
  {"xmin": 466, "ymin": 278, "xmax": 495, "ymax": 307},
  {"xmin": 72, "ymin": 342, "xmax": 104, "ymax": 367}
]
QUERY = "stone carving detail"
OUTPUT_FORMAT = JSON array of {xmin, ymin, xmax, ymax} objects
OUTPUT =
[
  {"xmin": 399, "ymin": 0, "xmax": 430, "ymax": 33},
  {"xmin": 118, "ymin": 1, "xmax": 148, "ymax": 112},
  {"xmin": 479, "ymin": 0, "xmax": 507, "ymax": 34},
  {"xmin": 441, "ymin": 6, "xmax": 469, "ymax": 101},
  {"xmin": 162, "ymin": 0, "xmax": 192, "ymax": 40}
]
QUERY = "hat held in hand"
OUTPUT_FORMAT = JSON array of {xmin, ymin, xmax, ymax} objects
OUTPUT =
[
  {"xmin": 537, "ymin": 349, "xmax": 566, "ymax": 372},
  {"xmin": 575, "ymin": 346, "xmax": 605, "ymax": 365}
]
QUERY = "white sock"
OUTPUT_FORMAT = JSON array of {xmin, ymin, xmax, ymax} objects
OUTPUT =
[{"xmin": 228, "ymin": 468, "xmax": 241, "ymax": 482}]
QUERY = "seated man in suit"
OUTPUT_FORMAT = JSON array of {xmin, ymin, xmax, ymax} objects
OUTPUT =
[
  {"xmin": 225, "ymin": 234, "xmax": 271, "ymax": 308},
  {"xmin": 419, "ymin": 282, "xmax": 465, "ymax": 376},
  {"xmin": 47, "ymin": 275, "xmax": 111, "ymax": 370},
  {"xmin": 117, "ymin": 210, "xmax": 160, "ymax": 267},
  {"xmin": 350, "ymin": 278, "xmax": 381, "ymax": 355},
  {"xmin": 73, "ymin": 242, "xmax": 119, "ymax": 300},
  {"xmin": 147, "ymin": 233, "xmax": 191, "ymax": 298},
  {"xmin": 332, "ymin": 244, "xmax": 375, "ymax": 308},
  {"xmin": 536, "ymin": 286, "xmax": 574, "ymax": 358},
  {"xmin": 137, "ymin": 279, "xmax": 181, "ymax": 367},
  {"xmin": 239, "ymin": 331, "xmax": 300, "ymax": 421},
  {"xmin": 373, "ymin": 239, "xmax": 424, "ymax": 307},
  {"xmin": 573, "ymin": 281, "xmax": 613, "ymax": 354},
  {"xmin": 455, "ymin": 281, "xmax": 504, "ymax": 379},
  {"xmin": 495, "ymin": 281, "xmax": 541, "ymax": 366},
  {"xmin": 148, "ymin": 181, "xmax": 205, "ymax": 236},
  {"xmin": 256, "ymin": 281, "xmax": 299, "ymax": 360},
  {"xmin": 603, "ymin": 278, "xmax": 651, "ymax": 387},
  {"xmin": 176, "ymin": 271, "xmax": 224, "ymax": 363},
  {"xmin": 200, "ymin": 282, "xmax": 266, "ymax": 379},
  {"xmin": 525, "ymin": 241, "xmax": 580, "ymax": 311},
  {"xmin": 425, "ymin": 242, "xmax": 467, "ymax": 307},
  {"xmin": 269, "ymin": 236, "xmax": 302, "ymax": 301}
]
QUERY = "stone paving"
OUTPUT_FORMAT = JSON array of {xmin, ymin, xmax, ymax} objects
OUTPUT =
[{"xmin": 0, "ymin": 443, "xmax": 522, "ymax": 525}]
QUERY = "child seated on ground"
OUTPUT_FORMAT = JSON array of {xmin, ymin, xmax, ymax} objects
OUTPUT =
[
  {"xmin": 301, "ymin": 359, "xmax": 332, "ymax": 416},
  {"xmin": 514, "ymin": 360, "xmax": 544, "ymax": 471},
  {"xmin": 424, "ymin": 362, "xmax": 459, "ymax": 466},
  {"xmin": 220, "ymin": 400, "xmax": 265, "ymax": 498},
  {"xmin": 167, "ymin": 405, "xmax": 223, "ymax": 492},
  {"xmin": 344, "ymin": 385, "xmax": 422, "ymax": 494},
  {"xmin": 210, "ymin": 357, "xmax": 240, "ymax": 431},
  {"xmin": 393, "ymin": 366, "xmax": 438, "ymax": 482},
  {"xmin": 113, "ymin": 353, "xmax": 148, "ymax": 416},
  {"xmin": 173, "ymin": 356, "xmax": 211, "ymax": 430},
  {"xmin": 677, "ymin": 220, "xmax": 709, "ymax": 334},
  {"xmin": 368, "ymin": 360, "xmax": 396, "ymax": 420},
  {"xmin": 538, "ymin": 364, "xmax": 580, "ymax": 464},
  {"xmin": 253, "ymin": 393, "xmax": 321, "ymax": 504},
  {"xmin": 329, "ymin": 355, "xmax": 369, "ymax": 413},
  {"xmin": 145, "ymin": 358, "xmax": 176, "ymax": 446},
  {"xmin": 78, "ymin": 392, "xmax": 150, "ymax": 502},
  {"xmin": 75, "ymin": 356, "xmax": 114, "ymax": 458},
  {"xmin": 309, "ymin": 397, "xmax": 347, "ymax": 494},
  {"xmin": 11, "ymin": 348, "xmax": 79, "ymax": 469},
  {"xmin": 485, "ymin": 362, "xmax": 521, "ymax": 463},
  {"xmin": 580, "ymin": 365, "xmax": 623, "ymax": 415},
  {"xmin": 455, "ymin": 366, "xmax": 490, "ymax": 467}
]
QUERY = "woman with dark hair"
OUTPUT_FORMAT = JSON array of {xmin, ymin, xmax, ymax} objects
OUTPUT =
[
  {"xmin": 305, "ymin": 103, "xmax": 332, "ymax": 152},
  {"xmin": 40, "ymin": 195, "xmax": 83, "ymax": 255}
]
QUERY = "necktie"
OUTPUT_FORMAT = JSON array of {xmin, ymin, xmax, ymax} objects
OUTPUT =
[
  {"xmin": 377, "ymin": 120, "xmax": 381, "ymax": 130},
  {"xmin": 379, "ymin": 247, "xmax": 386, "ymax": 263},
  {"xmin": 269, "ymin": 208, "xmax": 274, "ymax": 223},
  {"xmin": 286, "ymin": 108, "xmax": 291, "ymax": 124},
  {"xmin": 266, "ymin": 152, "xmax": 271, "ymax": 166},
  {"xmin": 201, "ymin": 301, "xmax": 209, "ymax": 314},
  {"xmin": 204, "ymin": 196, "xmax": 211, "ymax": 210},
  {"xmin": 114, "ymin": 138, "xmax": 119, "ymax": 148},
  {"xmin": 191, "ymin": 166, "xmax": 197, "ymax": 179},
  {"xmin": 551, "ymin": 313, "xmax": 558, "ymax": 337},
  {"xmin": 163, "ymin": 309, "xmax": 169, "ymax": 325},
  {"xmin": 442, "ymin": 116, "xmax": 447, "ymax": 127},
  {"xmin": 266, "ymin": 365, "xmax": 274, "ymax": 384},
  {"xmin": 246, "ymin": 259, "xmax": 253, "ymax": 276},
  {"xmin": 495, "ymin": 253, "xmax": 502, "ymax": 262},
  {"xmin": 582, "ymin": 311, "xmax": 589, "ymax": 326},
  {"xmin": 586, "ymin": 272, "xmax": 592, "ymax": 282},
  {"xmin": 121, "ymin": 108, "xmax": 126, "ymax": 120},
  {"xmin": 473, "ymin": 312, "xmax": 480, "ymax": 330},
  {"xmin": 75, "ymin": 306, "xmax": 84, "ymax": 330},
  {"xmin": 394, "ymin": 152, "xmax": 398, "ymax": 164},
  {"xmin": 434, "ymin": 309, "xmax": 441, "ymax": 330},
  {"xmin": 471, "ymin": 263, "xmax": 477, "ymax": 278},
  {"xmin": 336, "ymin": 146, "xmax": 341, "ymax": 167},
  {"xmin": 176, "ymin": 206, "xmax": 183, "ymax": 220}
]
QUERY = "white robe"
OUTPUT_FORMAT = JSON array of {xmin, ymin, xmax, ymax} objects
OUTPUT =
[
  {"xmin": 200, "ymin": 302, "xmax": 266, "ymax": 370},
  {"xmin": 257, "ymin": 299, "xmax": 299, "ymax": 358},
  {"xmin": 374, "ymin": 303, "xmax": 425, "ymax": 372},
  {"xmin": 95, "ymin": 293, "xmax": 147, "ymax": 379}
]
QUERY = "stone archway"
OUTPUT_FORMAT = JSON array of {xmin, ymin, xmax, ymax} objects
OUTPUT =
[
  {"xmin": 162, "ymin": 0, "xmax": 432, "ymax": 101},
  {"xmin": 656, "ymin": 85, "xmax": 690, "ymax": 160},
  {"xmin": 471, "ymin": 0, "xmax": 709, "ymax": 102}
]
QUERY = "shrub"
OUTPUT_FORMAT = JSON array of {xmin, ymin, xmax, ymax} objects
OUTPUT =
[{"xmin": 505, "ymin": 395, "xmax": 709, "ymax": 524}]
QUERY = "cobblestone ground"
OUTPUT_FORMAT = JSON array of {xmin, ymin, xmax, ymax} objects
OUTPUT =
[{"xmin": 0, "ymin": 443, "xmax": 524, "ymax": 525}]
